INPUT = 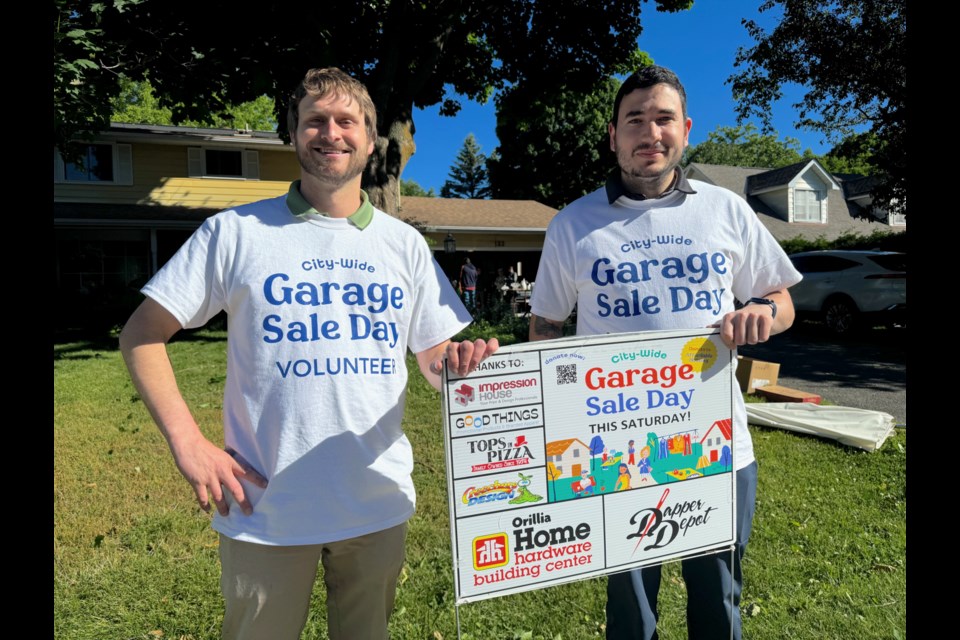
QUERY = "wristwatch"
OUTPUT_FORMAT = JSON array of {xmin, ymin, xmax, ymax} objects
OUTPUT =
[{"xmin": 746, "ymin": 297, "xmax": 777, "ymax": 319}]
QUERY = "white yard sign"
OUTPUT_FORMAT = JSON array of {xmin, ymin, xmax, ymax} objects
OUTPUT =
[{"xmin": 442, "ymin": 328, "xmax": 737, "ymax": 604}]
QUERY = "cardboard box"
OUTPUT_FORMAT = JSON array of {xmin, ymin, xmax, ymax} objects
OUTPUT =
[
  {"xmin": 735, "ymin": 356, "xmax": 780, "ymax": 394},
  {"xmin": 755, "ymin": 384, "xmax": 822, "ymax": 404}
]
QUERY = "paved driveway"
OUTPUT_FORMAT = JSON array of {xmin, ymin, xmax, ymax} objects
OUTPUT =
[{"xmin": 737, "ymin": 321, "xmax": 907, "ymax": 425}]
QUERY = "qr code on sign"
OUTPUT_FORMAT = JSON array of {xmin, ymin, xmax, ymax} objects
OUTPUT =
[{"xmin": 556, "ymin": 364, "xmax": 577, "ymax": 385}]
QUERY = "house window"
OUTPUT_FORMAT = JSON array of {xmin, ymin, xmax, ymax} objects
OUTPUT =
[
  {"xmin": 188, "ymin": 147, "xmax": 260, "ymax": 179},
  {"xmin": 205, "ymin": 149, "xmax": 244, "ymax": 177},
  {"xmin": 54, "ymin": 142, "xmax": 133, "ymax": 185},
  {"xmin": 65, "ymin": 144, "xmax": 114, "ymax": 181},
  {"xmin": 794, "ymin": 189, "xmax": 823, "ymax": 222},
  {"xmin": 572, "ymin": 449, "xmax": 580, "ymax": 458}
]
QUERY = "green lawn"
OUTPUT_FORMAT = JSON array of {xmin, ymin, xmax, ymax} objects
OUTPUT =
[{"xmin": 54, "ymin": 330, "xmax": 906, "ymax": 639}]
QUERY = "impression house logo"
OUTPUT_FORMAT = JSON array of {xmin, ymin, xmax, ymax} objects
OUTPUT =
[{"xmin": 454, "ymin": 383, "xmax": 475, "ymax": 407}]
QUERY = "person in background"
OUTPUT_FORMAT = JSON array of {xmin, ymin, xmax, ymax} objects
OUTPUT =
[{"xmin": 459, "ymin": 257, "xmax": 480, "ymax": 308}]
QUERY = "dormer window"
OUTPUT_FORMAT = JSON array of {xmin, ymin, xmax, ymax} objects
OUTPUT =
[{"xmin": 794, "ymin": 188, "xmax": 824, "ymax": 223}]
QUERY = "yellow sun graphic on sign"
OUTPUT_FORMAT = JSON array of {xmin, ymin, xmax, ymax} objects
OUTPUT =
[{"xmin": 680, "ymin": 337, "xmax": 718, "ymax": 373}]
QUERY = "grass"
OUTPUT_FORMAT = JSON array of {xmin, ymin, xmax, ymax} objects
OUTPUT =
[{"xmin": 54, "ymin": 330, "xmax": 905, "ymax": 639}]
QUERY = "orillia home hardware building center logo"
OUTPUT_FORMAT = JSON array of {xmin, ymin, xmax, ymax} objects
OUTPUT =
[{"xmin": 470, "ymin": 512, "xmax": 596, "ymax": 586}]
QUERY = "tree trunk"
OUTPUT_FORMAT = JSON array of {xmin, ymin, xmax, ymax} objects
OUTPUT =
[{"xmin": 362, "ymin": 107, "xmax": 417, "ymax": 216}]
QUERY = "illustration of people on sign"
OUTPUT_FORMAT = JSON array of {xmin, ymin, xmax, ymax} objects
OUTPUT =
[
  {"xmin": 573, "ymin": 469, "xmax": 595, "ymax": 497},
  {"xmin": 615, "ymin": 463, "xmax": 632, "ymax": 491},
  {"xmin": 637, "ymin": 446, "xmax": 653, "ymax": 484},
  {"xmin": 545, "ymin": 417, "xmax": 732, "ymax": 501}
]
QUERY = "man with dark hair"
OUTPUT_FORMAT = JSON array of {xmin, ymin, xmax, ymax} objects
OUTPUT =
[
  {"xmin": 528, "ymin": 65, "xmax": 802, "ymax": 640},
  {"xmin": 120, "ymin": 67, "xmax": 497, "ymax": 640}
]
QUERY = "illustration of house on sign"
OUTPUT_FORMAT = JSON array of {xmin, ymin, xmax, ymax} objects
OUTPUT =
[
  {"xmin": 545, "ymin": 438, "xmax": 591, "ymax": 479},
  {"xmin": 700, "ymin": 418, "xmax": 732, "ymax": 463}
]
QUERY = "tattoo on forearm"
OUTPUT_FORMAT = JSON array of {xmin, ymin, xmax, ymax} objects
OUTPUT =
[{"xmin": 533, "ymin": 316, "xmax": 563, "ymax": 339}]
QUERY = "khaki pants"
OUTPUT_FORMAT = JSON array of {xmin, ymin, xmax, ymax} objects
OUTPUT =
[{"xmin": 219, "ymin": 522, "xmax": 407, "ymax": 640}]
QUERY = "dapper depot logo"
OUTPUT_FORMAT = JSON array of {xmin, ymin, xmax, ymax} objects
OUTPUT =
[
  {"xmin": 627, "ymin": 488, "xmax": 718, "ymax": 556},
  {"xmin": 473, "ymin": 533, "xmax": 509, "ymax": 570}
]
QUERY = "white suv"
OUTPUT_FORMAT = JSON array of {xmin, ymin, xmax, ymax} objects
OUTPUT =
[{"xmin": 787, "ymin": 250, "xmax": 906, "ymax": 334}]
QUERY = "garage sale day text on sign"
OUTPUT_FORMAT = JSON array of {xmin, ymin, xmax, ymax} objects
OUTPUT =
[{"xmin": 442, "ymin": 329, "xmax": 738, "ymax": 603}]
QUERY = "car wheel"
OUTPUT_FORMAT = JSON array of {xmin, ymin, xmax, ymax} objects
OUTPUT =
[{"xmin": 823, "ymin": 297, "xmax": 858, "ymax": 335}]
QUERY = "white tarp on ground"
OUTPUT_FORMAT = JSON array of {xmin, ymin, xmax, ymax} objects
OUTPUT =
[{"xmin": 745, "ymin": 403, "xmax": 897, "ymax": 452}]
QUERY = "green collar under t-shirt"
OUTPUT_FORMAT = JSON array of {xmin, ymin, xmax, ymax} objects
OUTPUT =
[{"xmin": 285, "ymin": 180, "xmax": 374, "ymax": 230}]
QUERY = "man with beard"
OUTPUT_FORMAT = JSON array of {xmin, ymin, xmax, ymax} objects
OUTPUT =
[
  {"xmin": 528, "ymin": 65, "xmax": 801, "ymax": 640},
  {"xmin": 120, "ymin": 67, "xmax": 497, "ymax": 640}
]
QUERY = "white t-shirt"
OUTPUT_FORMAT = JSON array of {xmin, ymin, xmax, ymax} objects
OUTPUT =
[
  {"xmin": 531, "ymin": 181, "xmax": 802, "ymax": 469},
  {"xmin": 143, "ymin": 195, "xmax": 471, "ymax": 545}
]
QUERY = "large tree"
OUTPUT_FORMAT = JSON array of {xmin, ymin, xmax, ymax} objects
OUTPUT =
[
  {"xmin": 683, "ymin": 123, "xmax": 809, "ymax": 169},
  {"xmin": 729, "ymin": 0, "xmax": 905, "ymax": 215},
  {"xmin": 440, "ymin": 134, "xmax": 491, "ymax": 199},
  {"xmin": 489, "ymin": 75, "xmax": 623, "ymax": 209},
  {"xmin": 54, "ymin": 0, "xmax": 693, "ymax": 213}
]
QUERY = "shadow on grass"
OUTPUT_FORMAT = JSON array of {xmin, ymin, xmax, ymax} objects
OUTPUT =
[{"xmin": 54, "ymin": 314, "xmax": 229, "ymax": 360}]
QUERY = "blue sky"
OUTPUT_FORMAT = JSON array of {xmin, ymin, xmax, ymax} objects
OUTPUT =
[{"xmin": 403, "ymin": 1, "xmax": 832, "ymax": 193}]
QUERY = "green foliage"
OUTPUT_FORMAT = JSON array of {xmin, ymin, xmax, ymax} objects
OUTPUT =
[
  {"xmin": 779, "ymin": 229, "xmax": 907, "ymax": 255},
  {"xmin": 400, "ymin": 179, "xmax": 436, "ymax": 197},
  {"xmin": 111, "ymin": 76, "xmax": 277, "ymax": 130},
  {"xmin": 489, "ymin": 75, "xmax": 623, "ymax": 209},
  {"xmin": 684, "ymin": 123, "xmax": 808, "ymax": 169},
  {"xmin": 53, "ymin": 0, "xmax": 145, "ymax": 162},
  {"xmin": 55, "ymin": 331, "xmax": 905, "ymax": 638},
  {"xmin": 454, "ymin": 296, "xmax": 530, "ymax": 346},
  {"xmin": 730, "ymin": 0, "xmax": 905, "ymax": 215},
  {"xmin": 53, "ymin": 0, "xmax": 695, "ymax": 212},
  {"xmin": 440, "ymin": 134, "xmax": 492, "ymax": 199},
  {"xmin": 109, "ymin": 75, "xmax": 174, "ymax": 125},
  {"xmin": 818, "ymin": 132, "xmax": 880, "ymax": 176}
]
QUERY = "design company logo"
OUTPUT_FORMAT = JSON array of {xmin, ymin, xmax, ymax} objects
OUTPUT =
[
  {"xmin": 453, "ymin": 383, "xmax": 475, "ymax": 407},
  {"xmin": 473, "ymin": 533, "xmax": 509, "ymax": 570},
  {"xmin": 462, "ymin": 481, "xmax": 519, "ymax": 506}
]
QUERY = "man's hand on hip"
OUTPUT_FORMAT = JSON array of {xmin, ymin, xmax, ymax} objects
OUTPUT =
[{"xmin": 168, "ymin": 433, "xmax": 268, "ymax": 517}]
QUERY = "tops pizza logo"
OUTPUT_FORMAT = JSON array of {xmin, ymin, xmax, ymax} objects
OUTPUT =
[{"xmin": 468, "ymin": 434, "xmax": 536, "ymax": 473}]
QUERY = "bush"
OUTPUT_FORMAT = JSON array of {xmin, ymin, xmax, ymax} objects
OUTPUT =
[
  {"xmin": 455, "ymin": 296, "xmax": 530, "ymax": 345},
  {"xmin": 780, "ymin": 229, "xmax": 906, "ymax": 254}
]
